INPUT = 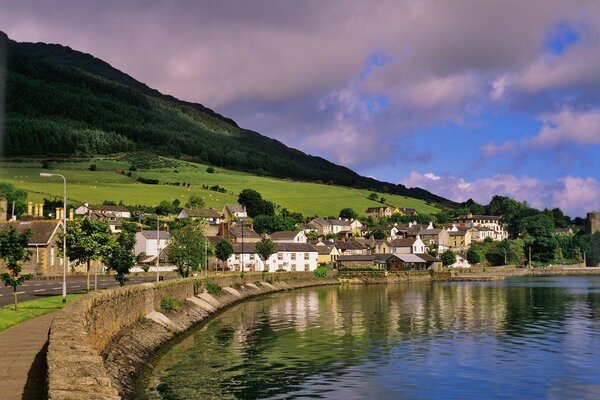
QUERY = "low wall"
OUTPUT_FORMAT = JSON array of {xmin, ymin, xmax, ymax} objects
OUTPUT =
[{"xmin": 46, "ymin": 271, "xmax": 338, "ymax": 400}]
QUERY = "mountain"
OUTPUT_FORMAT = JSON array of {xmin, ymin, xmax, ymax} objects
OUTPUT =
[{"xmin": 0, "ymin": 32, "xmax": 454, "ymax": 206}]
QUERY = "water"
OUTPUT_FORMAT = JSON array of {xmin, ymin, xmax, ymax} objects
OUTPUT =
[{"xmin": 143, "ymin": 277, "xmax": 600, "ymax": 399}]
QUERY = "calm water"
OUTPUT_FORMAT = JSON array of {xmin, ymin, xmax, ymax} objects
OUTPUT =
[{"xmin": 143, "ymin": 277, "xmax": 600, "ymax": 399}]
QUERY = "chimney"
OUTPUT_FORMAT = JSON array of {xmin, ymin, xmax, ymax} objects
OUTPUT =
[
  {"xmin": 408, "ymin": 221, "xmax": 413, "ymax": 228},
  {"xmin": 34, "ymin": 203, "xmax": 39, "ymax": 217},
  {"xmin": 38, "ymin": 203, "xmax": 44, "ymax": 218},
  {"xmin": 27, "ymin": 201, "xmax": 33, "ymax": 215},
  {"xmin": 56, "ymin": 208, "xmax": 61, "ymax": 220},
  {"xmin": 427, "ymin": 221, "xmax": 434, "ymax": 230},
  {"xmin": 0, "ymin": 198, "xmax": 7, "ymax": 222},
  {"xmin": 69, "ymin": 208, "xmax": 74, "ymax": 221}
]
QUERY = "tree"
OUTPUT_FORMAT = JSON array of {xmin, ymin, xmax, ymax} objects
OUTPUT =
[
  {"xmin": 426, "ymin": 244, "xmax": 438, "ymax": 257},
  {"xmin": 518, "ymin": 214, "xmax": 558, "ymax": 264},
  {"xmin": 106, "ymin": 232, "xmax": 136, "ymax": 286},
  {"xmin": 168, "ymin": 223, "xmax": 206, "ymax": 278},
  {"xmin": 66, "ymin": 218, "xmax": 115, "ymax": 291},
  {"xmin": 256, "ymin": 238, "xmax": 277, "ymax": 270},
  {"xmin": 0, "ymin": 182, "xmax": 28, "ymax": 218},
  {"xmin": 215, "ymin": 240, "xmax": 234, "ymax": 272},
  {"xmin": 372, "ymin": 229, "xmax": 387, "ymax": 240},
  {"xmin": 584, "ymin": 232, "xmax": 600, "ymax": 267},
  {"xmin": 253, "ymin": 214, "xmax": 297, "ymax": 234},
  {"xmin": 206, "ymin": 166, "xmax": 215, "ymax": 173},
  {"xmin": 368, "ymin": 192, "xmax": 379, "ymax": 200},
  {"xmin": 0, "ymin": 227, "xmax": 32, "ymax": 310},
  {"xmin": 441, "ymin": 250, "xmax": 457, "ymax": 267},
  {"xmin": 339, "ymin": 208, "xmax": 358, "ymax": 220},
  {"xmin": 185, "ymin": 195, "xmax": 205, "ymax": 209},
  {"xmin": 466, "ymin": 248, "xmax": 481, "ymax": 265},
  {"xmin": 238, "ymin": 189, "xmax": 275, "ymax": 217}
]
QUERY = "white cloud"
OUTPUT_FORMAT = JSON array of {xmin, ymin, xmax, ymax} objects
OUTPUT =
[{"xmin": 400, "ymin": 171, "xmax": 600, "ymax": 217}]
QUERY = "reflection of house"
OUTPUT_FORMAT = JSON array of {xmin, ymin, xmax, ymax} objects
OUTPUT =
[
  {"xmin": 389, "ymin": 236, "xmax": 426, "ymax": 254},
  {"xmin": 222, "ymin": 204, "xmax": 247, "ymax": 222},
  {"xmin": 227, "ymin": 242, "xmax": 319, "ymax": 272},
  {"xmin": 0, "ymin": 220, "xmax": 64, "ymax": 275},
  {"xmin": 270, "ymin": 230, "xmax": 307, "ymax": 243},
  {"xmin": 134, "ymin": 230, "xmax": 171, "ymax": 257}
]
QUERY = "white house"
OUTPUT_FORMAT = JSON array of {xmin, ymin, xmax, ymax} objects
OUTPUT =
[
  {"xmin": 270, "ymin": 230, "xmax": 307, "ymax": 243},
  {"xmin": 134, "ymin": 230, "xmax": 171, "ymax": 257},
  {"xmin": 75, "ymin": 203, "xmax": 131, "ymax": 219},
  {"xmin": 222, "ymin": 204, "xmax": 247, "ymax": 222},
  {"xmin": 452, "ymin": 214, "xmax": 507, "ymax": 240},
  {"xmin": 389, "ymin": 236, "xmax": 426, "ymax": 255},
  {"xmin": 449, "ymin": 253, "xmax": 471, "ymax": 268},
  {"xmin": 227, "ymin": 242, "xmax": 319, "ymax": 272}
]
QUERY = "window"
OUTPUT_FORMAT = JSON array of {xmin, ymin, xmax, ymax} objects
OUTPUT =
[
  {"xmin": 304, "ymin": 253, "xmax": 309, "ymax": 260},
  {"xmin": 278, "ymin": 253, "xmax": 283, "ymax": 260},
  {"xmin": 50, "ymin": 246, "xmax": 55, "ymax": 266},
  {"xmin": 304, "ymin": 264, "xmax": 309, "ymax": 271},
  {"xmin": 291, "ymin": 253, "xmax": 296, "ymax": 260}
]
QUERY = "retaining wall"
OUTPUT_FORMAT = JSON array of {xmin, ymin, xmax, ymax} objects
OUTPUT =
[{"xmin": 46, "ymin": 271, "xmax": 338, "ymax": 400}]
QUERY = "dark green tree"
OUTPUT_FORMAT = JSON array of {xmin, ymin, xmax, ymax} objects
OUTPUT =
[
  {"xmin": 339, "ymin": 208, "xmax": 358, "ymax": 220},
  {"xmin": 441, "ymin": 250, "xmax": 457, "ymax": 267},
  {"xmin": 167, "ymin": 223, "xmax": 206, "ymax": 277},
  {"xmin": 518, "ymin": 214, "xmax": 558, "ymax": 264},
  {"xmin": 256, "ymin": 238, "xmax": 277, "ymax": 270},
  {"xmin": 185, "ymin": 195, "xmax": 205, "ymax": 209},
  {"xmin": 215, "ymin": 240, "xmax": 234, "ymax": 272},
  {"xmin": 466, "ymin": 248, "xmax": 481, "ymax": 265},
  {"xmin": 238, "ymin": 189, "xmax": 275, "ymax": 217},
  {"xmin": 0, "ymin": 227, "xmax": 32, "ymax": 310},
  {"xmin": 106, "ymin": 232, "xmax": 136, "ymax": 286}
]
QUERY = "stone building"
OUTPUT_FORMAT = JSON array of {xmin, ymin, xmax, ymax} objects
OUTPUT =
[{"xmin": 587, "ymin": 211, "xmax": 600, "ymax": 235}]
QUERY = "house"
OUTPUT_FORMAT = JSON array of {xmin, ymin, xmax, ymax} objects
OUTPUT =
[
  {"xmin": 555, "ymin": 227, "xmax": 574, "ymax": 236},
  {"xmin": 336, "ymin": 254, "xmax": 390, "ymax": 270},
  {"xmin": 225, "ymin": 226, "xmax": 261, "ymax": 243},
  {"xmin": 0, "ymin": 220, "xmax": 64, "ymax": 275},
  {"xmin": 178, "ymin": 207, "xmax": 221, "ymax": 235},
  {"xmin": 309, "ymin": 218, "xmax": 363, "ymax": 237},
  {"xmin": 227, "ymin": 242, "xmax": 319, "ymax": 272},
  {"xmin": 134, "ymin": 230, "xmax": 171, "ymax": 257},
  {"xmin": 88, "ymin": 211, "xmax": 123, "ymax": 234},
  {"xmin": 418, "ymin": 222, "xmax": 449, "ymax": 251},
  {"xmin": 270, "ymin": 230, "xmax": 307, "ymax": 243},
  {"xmin": 449, "ymin": 253, "xmax": 471, "ymax": 268},
  {"xmin": 448, "ymin": 230, "xmax": 471, "ymax": 250},
  {"xmin": 365, "ymin": 206, "xmax": 393, "ymax": 219},
  {"xmin": 356, "ymin": 238, "xmax": 391, "ymax": 254},
  {"xmin": 396, "ymin": 207, "xmax": 417, "ymax": 216},
  {"xmin": 453, "ymin": 214, "xmax": 507, "ymax": 240},
  {"xmin": 416, "ymin": 253, "xmax": 442, "ymax": 270},
  {"xmin": 75, "ymin": 203, "xmax": 131, "ymax": 219},
  {"xmin": 334, "ymin": 240, "xmax": 367, "ymax": 255},
  {"xmin": 297, "ymin": 223, "xmax": 317, "ymax": 234},
  {"xmin": 389, "ymin": 236, "xmax": 426, "ymax": 255},
  {"xmin": 470, "ymin": 226, "xmax": 494, "ymax": 242},
  {"xmin": 387, "ymin": 254, "xmax": 428, "ymax": 271},
  {"xmin": 315, "ymin": 245, "xmax": 340, "ymax": 265},
  {"xmin": 222, "ymin": 204, "xmax": 247, "ymax": 222}
]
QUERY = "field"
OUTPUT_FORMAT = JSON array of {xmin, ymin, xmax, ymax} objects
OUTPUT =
[{"xmin": 0, "ymin": 158, "xmax": 441, "ymax": 217}]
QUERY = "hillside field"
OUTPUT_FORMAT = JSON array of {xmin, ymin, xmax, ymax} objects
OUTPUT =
[{"xmin": 0, "ymin": 158, "xmax": 441, "ymax": 217}]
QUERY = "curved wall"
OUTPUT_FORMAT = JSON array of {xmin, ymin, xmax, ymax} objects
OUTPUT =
[{"xmin": 46, "ymin": 272, "xmax": 338, "ymax": 400}]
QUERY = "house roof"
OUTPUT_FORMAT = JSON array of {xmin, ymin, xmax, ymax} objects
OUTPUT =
[
  {"xmin": 394, "ymin": 254, "xmax": 427, "ymax": 263},
  {"xmin": 0, "ymin": 221, "xmax": 62, "ymax": 246},
  {"xmin": 366, "ymin": 207, "xmax": 389, "ymax": 213},
  {"xmin": 449, "ymin": 230, "xmax": 468, "ymax": 236},
  {"xmin": 334, "ymin": 240, "xmax": 365, "ymax": 250},
  {"xmin": 276, "ymin": 243, "xmax": 318, "ymax": 252},
  {"xmin": 399, "ymin": 207, "xmax": 417, "ymax": 215},
  {"xmin": 310, "ymin": 218, "xmax": 352, "ymax": 227},
  {"xmin": 419, "ymin": 228, "xmax": 444, "ymax": 235},
  {"xmin": 206, "ymin": 236, "xmax": 222, "ymax": 245},
  {"xmin": 454, "ymin": 214, "xmax": 500, "ymax": 221},
  {"xmin": 270, "ymin": 230, "xmax": 302, "ymax": 240},
  {"xmin": 228, "ymin": 227, "xmax": 261, "ymax": 239},
  {"xmin": 389, "ymin": 238, "xmax": 417, "ymax": 247},
  {"xmin": 224, "ymin": 204, "xmax": 245, "ymax": 214},
  {"xmin": 316, "ymin": 245, "xmax": 336, "ymax": 255},
  {"xmin": 139, "ymin": 230, "xmax": 171, "ymax": 240},
  {"xmin": 415, "ymin": 253, "xmax": 440, "ymax": 262},
  {"xmin": 88, "ymin": 204, "xmax": 130, "ymax": 213},
  {"xmin": 181, "ymin": 208, "xmax": 221, "ymax": 218}
]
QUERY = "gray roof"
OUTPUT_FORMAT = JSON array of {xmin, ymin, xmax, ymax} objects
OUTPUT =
[
  {"xmin": 224, "ymin": 204, "xmax": 245, "ymax": 214},
  {"xmin": 139, "ymin": 230, "xmax": 171, "ymax": 240},
  {"xmin": 0, "ymin": 221, "xmax": 62, "ymax": 246},
  {"xmin": 316, "ymin": 245, "xmax": 336, "ymax": 255},
  {"xmin": 311, "ymin": 218, "xmax": 352, "ymax": 227},
  {"xmin": 181, "ymin": 208, "xmax": 220, "ymax": 218},
  {"xmin": 89, "ymin": 204, "xmax": 130, "ymax": 213},
  {"xmin": 449, "ymin": 230, "xmax": 468, "ymax": 236},
  {"xmin": 394, "ymin": 254, "xmax": 427, "ymax": 263},
  {"xmin": 228, "ymin": 227, "xmax": 260, "ymax": 239},
  {"xmin": 454, "ymin": 214, "xmax": 500, "ymax": 221},
  {"xmin": 334, "ymin": 240, "xmax": 365, "ymax": 250},
  {"xmin": 389, "ymin": 238, "xmax": 417, "ymax": 247},
  {"xmin": 419, "ymin": 228, "xmax": 443, "ymax": 235},
  {"xmin": 270, "ymin": 230, "xmax": 302, "ymax": 240}
]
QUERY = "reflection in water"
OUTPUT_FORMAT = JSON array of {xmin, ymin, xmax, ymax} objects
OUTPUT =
[{"xmin": 144, "ymin": 277, "xmax": 600, "ymax": 399}]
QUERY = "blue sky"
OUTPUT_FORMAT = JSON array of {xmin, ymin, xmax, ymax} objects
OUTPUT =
[{"xmin": 1, "ymin": 1, "xmax": 599, "ymax": 216}]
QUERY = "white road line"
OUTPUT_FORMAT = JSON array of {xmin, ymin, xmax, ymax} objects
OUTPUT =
[
  {"xmin": 51, "ymin": 287, "xmax": 61, "ymax": 290},
  {"xmin": 34, "ymin": 283, "xmax": 42, "ymax": 286},
  {"xmin": 15, "ymin": 291, "xmax": 25, "ymax": 295},
  {"xmin": 33, "ymin": 289, "xmax": 46, "ymax": 292}
]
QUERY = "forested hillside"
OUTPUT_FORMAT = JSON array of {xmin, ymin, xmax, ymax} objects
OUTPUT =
[{"xmin": 0, "ymin": 32, "xmax": 454, "ymax": 206}]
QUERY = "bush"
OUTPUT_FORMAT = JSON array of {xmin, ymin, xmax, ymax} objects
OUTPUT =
[
  {"xmin": 206, "ymin": 282, "xmax": 222, "ymax": 295},
  {"xmin": 160, "ymin": 296, "xmax": 183, "ymax": 311},
  {"xmin": 89, "ymin": 164, "xmax": 97, "ymax": 171},
  {"xmin": 314, "ymin": 266, "xmax": 328, "ymax": 278},
  {"xmin": 206, "ymin": 166, "xmax": 215, "ymax": 173}
]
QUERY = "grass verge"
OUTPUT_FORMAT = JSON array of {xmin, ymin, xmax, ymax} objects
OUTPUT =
[{"xmin": 0, "ymin": 294, "xmax": 85, "ymax": 332}]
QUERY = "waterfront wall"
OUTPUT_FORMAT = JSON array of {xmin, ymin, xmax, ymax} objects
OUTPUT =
[{"xmin": 46, "ymin": 272, "xmax": 338, "ymax": 400}]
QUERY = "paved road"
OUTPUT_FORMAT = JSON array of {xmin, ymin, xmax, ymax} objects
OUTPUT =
[{"xmin": 0, "ymin": 275, "xmax": 171, "ymax": 307}]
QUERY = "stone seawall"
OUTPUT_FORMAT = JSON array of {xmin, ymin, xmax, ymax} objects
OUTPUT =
[{"xmin": 46, "ymin": 272, "xmax": 338, "ymax": 400}]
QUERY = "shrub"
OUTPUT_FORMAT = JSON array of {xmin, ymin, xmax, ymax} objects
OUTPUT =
[
  {"xmin": 160, "ymin": 296, "xmax": 183, "ymax": 311},
  {"xmin": 314, "ymin": 266, "xmax": 328, "ymax": 279},
  {"xmin": 206, "ymin": 282, "xmax": 222, "ymax": 295},
  {"xmin": 89, "ymin": 164, "xmax": 97, "ymax": 171},
  {"xmin": 206, "ymin": 166, "xmax": 215, "ymax": 173}
]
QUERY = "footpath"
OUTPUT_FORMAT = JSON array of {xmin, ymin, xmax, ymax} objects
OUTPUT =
[{"xmin": 0, "ymin": 312, "xmax": 55, "ymax": 400}]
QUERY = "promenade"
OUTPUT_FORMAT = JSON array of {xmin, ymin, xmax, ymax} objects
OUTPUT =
[{"xmin": 0, "ymin": 312, "xmax": 54, "ymax": 400}]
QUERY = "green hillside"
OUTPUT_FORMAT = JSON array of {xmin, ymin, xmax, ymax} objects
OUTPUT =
[
  {"xmin": 0, "ymin": 32, "xmax": 454, "ymax": 207},
  {"xmin": 0, "ymin": 158, "xmax": 440, "ymax": 217}
]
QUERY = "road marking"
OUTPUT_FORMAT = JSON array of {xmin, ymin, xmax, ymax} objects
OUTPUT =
[
  {"xmin": 15, "ymin": 291, "xmax": 25, "ymax": 295},
  {"xmin": 51, "ymin": 287, "xmax": 61, "ymax": 290},
  {"xmin": 33, "ymin": 289, "xmax": 46, "ymax": 292},
  {"xmin": 34, "ymin": 283, "xmax": 42, "ymax": 286}
]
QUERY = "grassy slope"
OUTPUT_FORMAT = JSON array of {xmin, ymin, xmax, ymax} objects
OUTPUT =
[
  {"xmin": 0, "ymin": 159, "xmax": 440, "ymax": 217},
  {"xmin": 0, "ymin": 294, "xmax": 84, "ymax": 332}
]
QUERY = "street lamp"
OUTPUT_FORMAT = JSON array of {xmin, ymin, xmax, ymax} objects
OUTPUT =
[{"xmin": 40, "ymin": 173, "xmax": 68, "ymax": 303}]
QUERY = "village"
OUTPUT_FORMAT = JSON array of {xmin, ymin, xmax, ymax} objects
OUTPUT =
[{"xmin": 3, "ymin": 196, "xmax": 596, "ymax": 279}]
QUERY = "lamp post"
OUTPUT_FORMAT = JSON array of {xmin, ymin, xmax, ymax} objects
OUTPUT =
[{"xmin": 40, "ymin": 173, "xmax": 67, "ymax": 303}]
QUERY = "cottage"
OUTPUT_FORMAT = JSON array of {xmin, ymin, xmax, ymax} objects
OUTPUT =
[
  {"xmin": 308, "ymin": 218, "xmax": 363, "ymax": 236},
  {"xmin": 365, "ymin": 206, "xmax": 393, "ymax": 219},
  {"xmin": 225, "ymin": 226, "xmax": 261, "ymax": 243},
  {"xmin": 270, "ymin": 230, "xmax": 307, "ymax": 243},
  {"xmin": 418, "ymin": 222, "xmax": 449, "ymax": 250},
  {"xmin": 134, "ymin": 230, "xmax": 171, "ymax": 257},
  {"xmin": 177, "ymin": 207, "xmax": 221, "ymax": 235},
  {"xmin": 396, "ymin": 207, "xmax": 417, "ymax": 216},
  {"xmin": 387, "ymin": 254, "xmax": 428, "ymax": 271},
  {"xmin": 315, "ymin": 245, "xmax": 340, "ymax": 265},
  {"xmin": 389, "ymin": 236, "xmax": 426, "ymax": 254},
  {"xmin": 222, "ymin": 204, "xmax": 247, "ymax": 222},
  {"xmin": 334, "ymin": 240, "xmax": 367, "ymax": 255},
  {"xmin": 0, "ymin": 220, "xmax": 64, "ymax": 275},
  {"xmin": 75, "ymin": 203, "xmax": 131, "ymax": 219},
  {"xmin": 227, "ymin": 242, "xmax": 319, "ymax": 272},
  {"xmin": 336, "ymin": 254, "xmax": 390, "ymax": 270},
  {"xmin": 356, "ymin": 237, "xmax": 391, "ymax": 254},
  {"xmin": 448, "ymin": 229, "xmax": 471, "ymax": 250}
]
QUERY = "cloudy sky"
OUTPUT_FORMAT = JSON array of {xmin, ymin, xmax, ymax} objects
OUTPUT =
[{"xmin": 1, "ymin": 0, "xmax": 599, "ymax": 216}]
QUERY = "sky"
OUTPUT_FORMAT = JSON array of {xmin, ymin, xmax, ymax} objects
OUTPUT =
[{"xmin": 1, "ymin": 0, "xmax": 599, "ymax": 217}]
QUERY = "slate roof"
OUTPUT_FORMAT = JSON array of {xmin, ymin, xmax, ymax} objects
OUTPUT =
[
  {"xmin": 0, "ymin": 221, "xmax": 62, "ymax": 246},
  {"xmin": 270, "ymin": 230, "xmax": 302, "ymax": 240},
  {"xmin": 394, "ymin": 254, "xmax": 427, "ymax": 263},
  {"xmin": 89, "ymin": 204, "xmax": 130, "ymax": 213},
  {"xmin": 182, "ymin": 208, "xmax": 221, "ymax": 218},
  {"xmin": 224, "ymin": 204, "xmax": 245, "ymax": 214},
  {"xmin": 399, "ymin": 207, "xmax": 417, "ymax": 215},
  {"xmin": 449, "ymin": 230, "xmax": 468, "ymax": 236},
  {"xmin": 415, "ymin": 253, "xmax": 440, "ymax": 262},
  {"xmin": 334, "ymin": 240, "xmax": 365, "ymax": 250},
  {"xmin": 316, "ymin": 245, "xmax": 336, "ymax": 255},
  {"xmin": 389, "ymin": 238, "xmax": 417, "ymax": 247},
  {"xmin": 454, "ymin": 214, "xmax": 500, "ymax": 221},
  {"xmin": 139, "ymin": 230, "xmax": 171, "ymax": 240},
  {"xmin": 228, "ymin": 227, "xmax": 260, "ymax": 239},
  {"xmin": 419, "ymin": 228, "xmax": 444, "ymax": 235}
]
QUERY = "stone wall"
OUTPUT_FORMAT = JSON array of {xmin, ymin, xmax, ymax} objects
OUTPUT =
[{"xmin": 46, "ymin": 271, "xmax": 338, "ymax": 400}]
